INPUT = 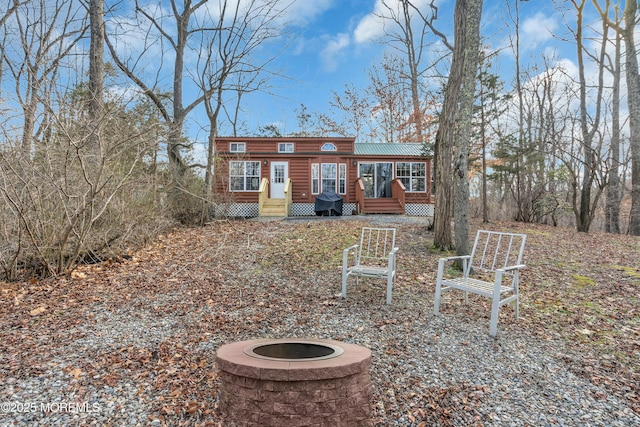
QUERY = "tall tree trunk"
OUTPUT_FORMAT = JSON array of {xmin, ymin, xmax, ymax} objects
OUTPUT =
[
  {"xmin": 434, "ymin": 0, "xmax": 483, "ymax": 251},
  {"xmin": 401, "ymin": 0, "xmax": 424, "ymax": 142},
  {"xmin": 454, "ymin": 0, "xmax": 483, "ymax": 257},
  {"xmin": 88, "ymin": 0, "xmax": 105, "ymax": 184},
  {"xmin": 577, "ymin": 0, "xmax": 593, "ymax": 232},
  {"xmin": 623, "ymin": 0, "xmax": 640, "ymax": 235},
  {"xmin": 478, "ymin": 69, "xmax": 489, "ymax": 224},
  {"xmin": 512, "ymin": 0, "xmax": 525, "ymax": 222},
  {"xmin": 606, "ymin": 23, "xmax": 622, "ymax": 234},
  {"xmin": 168, "ymin": 8, "xmax": 189, "ymax": 218},
  {"xmin": 203, "ymin": 84, "xmax": 224, "ymax": 225},
  {"xmin": 88, "ymin": 0, "xmax": 104, "ymax": 128},
  {"xmin": 570, "ymin": 0, "xmax": 607, "ymax": 232},
  {"xmin": 433, "ymin": 0, "xmax": 461, "ymax": 251}
]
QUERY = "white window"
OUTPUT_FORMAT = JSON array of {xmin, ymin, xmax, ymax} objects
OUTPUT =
[
  {"xmin": 321, "ymin": 142, "xmax": 337, "ymax": 151},
  {"xmin": 278, "ymin": 142, "xmax": 294, "ymax": 153},
  {"xmin": 229, "ymin": 142, "xmax": 246, "ymax": 153},
  {"xmin": 396, "ymin": 162, "xmax": 426, "ymax": 192},
  {"xmin": 312, "ymin": 163, "xmax": 344, "ymax": 193},
  {"xmin": 229, "ymin": 161, "xmax": 260, "ymax": 191},
  {"xmin": 338, "ymin": 163, "xmax": 346, "ymax": 194},
  {"xmin": 311, "ymin": 163, "xmax": 319, "ymax": 194},
  {"xmin": 321, "ymin": 163, "xmax": 337, "ymax": 193}
]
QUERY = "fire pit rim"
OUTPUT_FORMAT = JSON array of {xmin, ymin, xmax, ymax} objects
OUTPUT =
[
  {"xmin": 244, "ymin": 339, "xmax": 344, "ymax": 361},
  {"xmin": 216, "ymin": 338, "xmax": 371, "ymax": 381},
  {"xmin": 217, "ymin": 338, "xmax": 373, "ymax": 425}
]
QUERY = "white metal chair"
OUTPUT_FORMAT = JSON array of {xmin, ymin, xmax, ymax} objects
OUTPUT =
[
  {"xmin": 434, "ymin": 230, "xmax": 527, "ymax": 336},
  {"xmin": 342, "ymin": 227, "xmax": 398, "ymax": 304}
]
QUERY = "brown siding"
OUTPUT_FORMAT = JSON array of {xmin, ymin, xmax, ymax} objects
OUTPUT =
[
  {"xmin": 216, "ymin": 137, "xmax": 355, "ymax": 154},
  {"xmin": 213, "ymin": 137, "xmax": 432, "ymax": 206},
  {"xmin": 288, "ymin": 158, "xmax": 311, "ymax": 202}
]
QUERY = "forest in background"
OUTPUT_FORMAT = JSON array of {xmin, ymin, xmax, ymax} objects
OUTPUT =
[{"xmin": 1, "ymin": 0, "xmax": 640, "ymax": 280}]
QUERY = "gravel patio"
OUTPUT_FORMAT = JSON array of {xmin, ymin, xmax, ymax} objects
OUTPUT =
[{"xmin": 0, "ymin": 217, "xmax": 638, "ymax": 426}]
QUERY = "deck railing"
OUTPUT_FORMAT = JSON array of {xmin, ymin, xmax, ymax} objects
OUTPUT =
[
  {"xmin": 283, "ymin": 178, "xmax": 292, "ymax": 216},
  {"xmin": 258, "ymin": 177, "xmax": 269, "ymax": 216},
  {"xmin": 355, "ymin": 178, "xmax": 365, "ymax": 214},
  {"xmin": 391, "ymin": 179, "xmax": 406, "ymax": 209}
]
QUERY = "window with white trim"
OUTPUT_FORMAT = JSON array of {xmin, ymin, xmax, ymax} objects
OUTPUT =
[
  {"xmin": 321, "ymin": 163, "xmax": 337, "ymax": 193},
  {"xmin": 338, "ymin": 163, "xmax": 346, "ymax": 194},
  {"xmin": 278, "ymin": 142, "xmax": 294, "ymax": 153},
  {"xmin": 311, "ymin": 163, "xmax": 319, "ymax": 194},
  {"xmin": 229, "ymin": 142, "xmax": 246, "ymax": 153},
  {"xmin": 229, "ymin": 161, "xmax": 260, "ymax": 191},
  {"xmin": 311, "ymin": 163, "xmax": 343, "ymax": 194},
  {"xmin": 396, "ymin": 162, "xmax": 426, "ymax": 192}
]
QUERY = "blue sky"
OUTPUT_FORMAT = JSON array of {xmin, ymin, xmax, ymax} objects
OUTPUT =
[
  {"xmin": 0, "ymin": 0, "xmax": 580, "ymax": 152},
  {"xmin": 224, "ymin": 0, "xmax": 564, "ymax": 138}
]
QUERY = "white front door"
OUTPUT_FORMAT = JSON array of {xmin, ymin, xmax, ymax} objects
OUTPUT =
[{"xmin": 270, "ymin": 161, "xmax": 288, "ymax": 198}]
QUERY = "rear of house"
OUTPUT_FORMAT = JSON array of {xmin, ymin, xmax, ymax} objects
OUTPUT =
[{"xmin": 212, "ymin": 136, "xmax": 434, "ymax": 217}]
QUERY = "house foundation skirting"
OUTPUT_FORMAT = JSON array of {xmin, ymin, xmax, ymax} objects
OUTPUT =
[
  {"xmin": 405, "ymin": 203, "xmax": 434, "ymax": 217},
  {"xmin": 212, "ymin": 202, "xmax": 434, "ymax": 218}
]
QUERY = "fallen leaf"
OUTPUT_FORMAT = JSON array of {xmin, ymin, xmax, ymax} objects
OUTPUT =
[
  {"xmin": 69, "ymin": 367, "xmax": 83, "ymax": 380},
  {"xmin": 29, "ymin": 306, "xmax": 46, "ymax": 316},
  {"xmin": 71, "ymin": 271, "xmax": 86, "ymax": 279}
]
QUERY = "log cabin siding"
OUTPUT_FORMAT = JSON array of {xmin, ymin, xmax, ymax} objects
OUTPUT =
[
  {"xmin": 213, "ymin": 136, "xmax": 433, "ymax": 214},
  {"xmin": 220, "ymin": 137, "xmax": 355, "ymax": 154},
  {"xmin": 289, "ymin": 158, "xmax": 311, "ymax": 202}
]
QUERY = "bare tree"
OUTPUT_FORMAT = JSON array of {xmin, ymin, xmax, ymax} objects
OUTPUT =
[
  {"xmin": 593, "ymin": 0, "xmax": 639, "ymax": 234},
  {"xmin": 320, "ymin": 53, "xmax": 439, "ymax": 143},
  {"xmin": 196, "ymin": 0, "xmax": 287, "ymax": 223},
  {"xmin": 4, "ymin": 0, "xmax": 87, "ymax": 155},
  {"xmin": 452, "ymin": 0, "xmax": 483, "ymax": 256},
  {"xmin": 474, "ymin": 56, "xmax": 509, "ymax": 223},
  {"xmin": 1, "ymin": 76, "xmax": 168, "ymax": 280},
  {"xmin": 508, "ymin": 0, "xmax": 534, "ymax": 223},
  {"xmin": 621, "ymin": 0, "xmax": 640, "ymax": 235},
  {"xmin": 433, "ymin": 0, "xmax": 484, "ymax": 251},
  {"xmin": 104, "ymin": 0, "xmax": 211, "ymax": 221},
  {"xmin": 0, "ymin": 1, "xmax": 30, "ymax": 101},
  {"xmin": 0, "ymin": 0, "xmax": 174, "ymax": 280},
  {"xmin": 88, "ymin": 0, "xmax": 104, "ymax": 136},
  {"xmin": 317, "ymin": 83, "xmax": 373, "ymax": 140},
  {"xmin": 605, "ymin": 7, "xmax": 623, "ymax": 233},
  {"xmin": 568, "ymin": 0, "xmax": 610, "ymax": 232},
  {"xmin": 376, "ymin": 0, "xmax": 436, "ymax": 142},
  {"xmin": 368, "ymin": 54, "xmax": 412, "ymax": 143}
]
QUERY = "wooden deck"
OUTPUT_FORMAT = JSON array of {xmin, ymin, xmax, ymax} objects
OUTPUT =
[
  {"xmin": 359, "ymin": 198, "xmax": 404, "ymax": 214},
  {"xmin": 260, "ymin": 198, "xmax": 287, "ymax": 217}
]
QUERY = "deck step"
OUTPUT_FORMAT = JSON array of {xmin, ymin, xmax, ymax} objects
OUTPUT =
[
  {"xmin": 260, "ymin": 198, "xmax": 287, "ymax": 216},
  {"xmin": 361, "ymin": 198, "xmax": 404, "ymax": 214}
]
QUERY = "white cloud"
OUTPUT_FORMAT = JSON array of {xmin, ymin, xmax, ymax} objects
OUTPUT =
[
  {"xmin": 522, "ymin": 12, "xmax": 558, "ymax": 47},
  {"xmin": 353, "ymin": 12, "xmax": 385, "ymax": 44},
  {"xmin": 320, "ymin": 33, "xmax": 351, "ymax": 72},
  {"xmin": 286, "ymin": 0, "xmax": 336, "ymax": 26},
  {"xmin": 195, "ymin": 0, "xmax": 334, "ymax": 29},
  {"xmin": 353, "ymin": 0, "xmax": 441, "ymax": 44}
]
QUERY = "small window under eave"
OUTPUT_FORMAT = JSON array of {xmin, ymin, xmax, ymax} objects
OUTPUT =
[
  {"xmin": 278, "ymin": 142, "xmax": 294, "ymax": 153},
  {"xmin": 230, "ymin": 142, "xmax": 246, "ymax": 153}
]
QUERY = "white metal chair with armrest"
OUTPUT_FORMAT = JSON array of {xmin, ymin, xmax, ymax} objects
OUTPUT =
[
  {"xmin": 342, "ymin": 227, "xmax": 398, "ymax": 304},
  {"xmin": 434, "ymin": 230, "xmax": 527, "ymax": 336}
]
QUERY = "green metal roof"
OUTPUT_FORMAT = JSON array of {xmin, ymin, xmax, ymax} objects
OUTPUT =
[{"xmin": 354, "ymin": 143, "xmax": 426, "ymax": 157}]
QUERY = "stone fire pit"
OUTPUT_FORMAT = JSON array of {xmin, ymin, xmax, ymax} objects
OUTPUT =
[{"xmin": 216, "ymin": 338, "xmax": 372, "ymax": 426}]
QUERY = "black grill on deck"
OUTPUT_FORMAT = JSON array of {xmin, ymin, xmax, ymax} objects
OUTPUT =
[{"xmin": 314, "ymin": 191, "xmax": 343, "ymax": 216}]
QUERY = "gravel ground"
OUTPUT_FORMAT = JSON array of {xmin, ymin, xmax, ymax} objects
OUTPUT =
[{"xmin": 0, "ymin": 217, "xmax": 638, "ymax": 426}]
